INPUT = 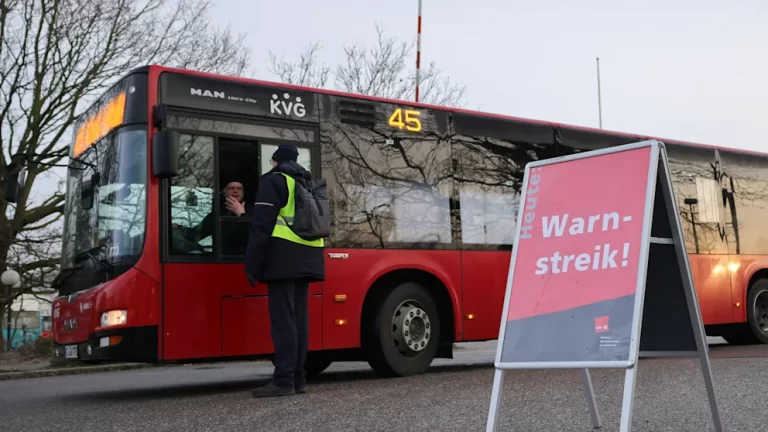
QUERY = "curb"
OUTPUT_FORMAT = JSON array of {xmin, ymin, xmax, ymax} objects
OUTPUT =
[{"xmin": 0, "ymin": 363, "xmax": 155, "ymax": 381}]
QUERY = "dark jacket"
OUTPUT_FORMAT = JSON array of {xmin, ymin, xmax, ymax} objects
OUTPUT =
[
  {"xmin": 181, "ymin": 201, "xmax": 252, "ymax": 239},
  {"xmin": 178, "ymin": 201, "xmax": 253, "ymax": 254},
  {"xmin": 244, "ymin": 161, "xmax": 325, "ymax": 283}
]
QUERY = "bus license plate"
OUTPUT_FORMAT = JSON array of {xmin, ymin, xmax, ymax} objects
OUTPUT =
[{"xmin": 64, "ymin": 345, "xmax": 78, "ymax": 359}]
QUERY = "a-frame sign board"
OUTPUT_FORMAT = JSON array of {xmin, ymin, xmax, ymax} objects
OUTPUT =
[{"xmin": 485, "ymin": 140, "xmax": 723, "ymax": 432}]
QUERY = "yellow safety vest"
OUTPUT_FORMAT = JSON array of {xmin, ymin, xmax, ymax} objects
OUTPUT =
[{"xmin": 271, "ymin": 172, "xmax": 325, "ymax": 247}]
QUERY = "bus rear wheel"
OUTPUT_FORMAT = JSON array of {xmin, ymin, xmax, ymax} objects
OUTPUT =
[{"xmin": 364, "ymin": 281, "xmax": 441, "ymax": 377}]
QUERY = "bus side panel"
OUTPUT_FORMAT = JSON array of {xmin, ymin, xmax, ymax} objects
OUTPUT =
[
  {"xmin": 719, "ymin": 149, "xmax": 768, "ymax": 324},
  {"xmin": 163, "ymin": 263, "xmax": 224, "ymax": 360},
  {"xmin": 321, "ymin": 249, "xmax": 462, "ymax": 350},
  {"xmin": 450, "ymin": 113, "xmax": 559, "ymax": 341},
  {"xmin": 163, "ymin": 262, "xmax": 323, "ymax": 360},
  {"xmin": 460, "ymin": 251, "xmax": 511, "ymax": 341},
  {"xmin": 221, "ymin": 295, "xmax": 323, "ymax": 356},
  {"xmin": 688, "ymin": 254, "xmax": 736, "ymax": 325},
  {"xmin": 665, "ymin": 144, "xmax": 736, "ymax": 326},
  {"xmin": 730, "ymin": 256, "xmax": 747, "ymax": 323}
]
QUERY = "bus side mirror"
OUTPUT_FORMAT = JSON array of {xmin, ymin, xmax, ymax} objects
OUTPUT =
[
  {"xmin": 3, "ymin": 157, "xmax": 26, "ymax": 204},
  {"xmin": 153, "ymin": 130, "xmax": 179, "ymax": 178},
  {"xmin": 81, "ymin": 187, "xmax": 94, "ymax": 210}
]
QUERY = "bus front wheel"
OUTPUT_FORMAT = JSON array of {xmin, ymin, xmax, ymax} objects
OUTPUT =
[{"xmin": 364, "ymin": 281, "xmax": 441, "ymax": 378}]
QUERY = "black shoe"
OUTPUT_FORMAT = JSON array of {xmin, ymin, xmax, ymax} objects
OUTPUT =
[
  {"xmin": 295, "ymin": 373, "xmax": 306, "ymax": 394},
  {"xmin": 251, "ymin": 381, "xmax": 295, "ymax": 398}
]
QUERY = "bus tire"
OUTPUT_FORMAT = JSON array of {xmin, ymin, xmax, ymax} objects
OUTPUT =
[
  {"xmin": 745, "ymin": 279, "xmax": 768, "ymax": 344},
  {"xmin": 724, "ymin": 278, "xmax": 768, "ymax": 345},
  {"xmin": 304, "ymin": 355, "xmax": 332, "ymax": 379},
  {"xmin": 364, "ymin": 281, "xmax": 440, "ymax": 378}
]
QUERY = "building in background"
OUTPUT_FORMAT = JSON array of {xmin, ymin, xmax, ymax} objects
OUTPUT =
[{"xmin": 2, "ymin": 287, "xmax": 57, "ymax": 349}]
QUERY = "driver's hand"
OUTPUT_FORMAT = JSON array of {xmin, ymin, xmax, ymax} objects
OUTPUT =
[{"xmin": 225, "ymin": 196, "xmax": 245, "ymax": 216}]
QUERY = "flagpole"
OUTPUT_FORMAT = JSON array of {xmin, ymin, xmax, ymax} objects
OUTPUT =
[
  {"xmin": 415, "ymin": 0, "xmax": 423, "ymax": 103},
  {"xmin": 596, "ymin": 57, "xmax": 603, "ymax": 129}
]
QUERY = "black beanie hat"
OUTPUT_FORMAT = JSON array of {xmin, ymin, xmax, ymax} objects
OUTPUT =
[{"xmin": 272, "ymin": 144, "xmax": 299, "ymax": 163}]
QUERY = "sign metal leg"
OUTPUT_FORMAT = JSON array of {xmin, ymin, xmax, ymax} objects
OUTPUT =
[
  {"xmin": 485, "ymin": 368, "xmax": 506, "ymax": 432},
  {"xmin": 688, "ymin": 293, "xmax": 724, "ymax": 432},
  {"xmin": 696, "ymin": 348, "xmax": 724, "ymax": 432},
  {"xmin": 580, "ymin": 368, "xmax": 602, "ymax": 429},
  {"xmin": 618, "ymin": 367, "xmax": 639, "ymax": 432}
]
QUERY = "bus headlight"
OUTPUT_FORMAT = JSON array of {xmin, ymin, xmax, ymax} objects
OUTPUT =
[{"xmin": 100, "ymin": 310, "xmax": 127, "ymax": 328}]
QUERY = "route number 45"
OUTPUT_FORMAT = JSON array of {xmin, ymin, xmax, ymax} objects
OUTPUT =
[{"xmin": 388, "ymin": 108, "xmax": 422, "ymax": 132}]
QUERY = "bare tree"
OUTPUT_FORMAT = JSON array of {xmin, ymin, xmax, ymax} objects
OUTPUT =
[
  {"xmin": 0, "ymin": 0, "xmax": 253, "ymax": 350},
  {"xmin": 267, "ymin": 41, "xmax": 331, "ymax": 89},
  {"xmin": 268, "ymin": 22, "xmax": 466, "ymax": 107}
]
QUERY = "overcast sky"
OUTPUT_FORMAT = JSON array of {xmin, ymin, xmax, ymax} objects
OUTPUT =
[
  {"xmin": 30, "ymin": 0, "xmax": 768, "ymax": 205},
  {"xmin": 210, "ymin": 0, "xmax": 768, "ymax": 152}
]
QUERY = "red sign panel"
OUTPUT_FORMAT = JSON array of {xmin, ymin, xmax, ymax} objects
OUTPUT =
[{"xmin": 500, "ymin": 146, "xmax": 653, "ymax": 364}]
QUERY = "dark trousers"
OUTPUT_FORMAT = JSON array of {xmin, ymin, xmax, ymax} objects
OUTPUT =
[{"xmin": 267, "ymin": 279, "xmax": 309, "ymax": 389}]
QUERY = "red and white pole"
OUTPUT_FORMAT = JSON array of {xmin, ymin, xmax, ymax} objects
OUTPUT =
[{"xmin": 415, "ymin": 0, "xmax": 422, "ymax": 103}]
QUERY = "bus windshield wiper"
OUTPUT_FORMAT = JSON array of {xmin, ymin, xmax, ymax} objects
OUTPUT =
[{"xmin": 74, "ymin": 245, "xmax": 113, "ymax": 272}]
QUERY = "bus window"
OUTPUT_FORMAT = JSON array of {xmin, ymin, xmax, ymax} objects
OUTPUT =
[
  {"xmin": 169, "ymin": 134, "xmax": 215, "ymax": 256},
  {"xmin": 259, "ymin": 143, "xmax": 313, "ymax": 176},
  {"xmin": 322, "ymin": 99, "xmax": 453, "ymax": 249},
  {"xmin": 451, "ymin": 113, "xmax": 556, "ymax": 250}
]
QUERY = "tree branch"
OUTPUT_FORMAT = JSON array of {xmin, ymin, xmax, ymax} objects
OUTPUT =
[{"xmin": 0, "ymin": 0, "xmax": 254, "ymax": 347}]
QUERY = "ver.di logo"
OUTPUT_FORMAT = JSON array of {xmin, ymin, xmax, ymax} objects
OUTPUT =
[
  {"xmin": 594, "ymin": 316, "xmax": 610, "ymax": 333},
  {"xmin": 270, "ymin": 93, "xmax": 306, "ymax": 117}
]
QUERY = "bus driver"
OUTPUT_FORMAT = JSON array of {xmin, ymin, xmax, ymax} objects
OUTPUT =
[{"xmin": 173, "ymin": 180, "xmax": 252, "ymax": 247}]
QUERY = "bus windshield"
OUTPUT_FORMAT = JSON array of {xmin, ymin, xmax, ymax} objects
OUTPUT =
[{"xmin": 61, "ymin": 126, "xmax": 148, "ymax": 270}]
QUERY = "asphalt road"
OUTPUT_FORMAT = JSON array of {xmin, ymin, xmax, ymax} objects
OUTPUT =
[{"xmin": 1, "ymin": 339, "xmax": 767, "ymax": 432}]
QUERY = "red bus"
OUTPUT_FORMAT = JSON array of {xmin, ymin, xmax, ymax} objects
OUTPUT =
[{"xmin": 9, "ymin": 64, "xmax": 768, "ymax": 378}]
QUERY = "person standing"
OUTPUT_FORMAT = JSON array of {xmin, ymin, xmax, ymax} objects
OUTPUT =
[{"xmin": 244, "ymin": 144, "xmax": 325, "ymax": 398}]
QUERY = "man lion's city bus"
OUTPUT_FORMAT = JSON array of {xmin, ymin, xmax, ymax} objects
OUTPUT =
[{"xmin": 7, "ymin": 65, "xmax": 768, "ymax": 378}]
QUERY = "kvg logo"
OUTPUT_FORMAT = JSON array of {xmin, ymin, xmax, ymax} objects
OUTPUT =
[{"xmin": 270, "ymin": 93, "xmax": 306, "ymax": 117}]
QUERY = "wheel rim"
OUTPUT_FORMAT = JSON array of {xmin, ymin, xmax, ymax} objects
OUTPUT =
[
  {"xmin": 391, "ymin": 299, "xmax": 431, "ymax": 359},
  {"xmin": 755, "ymin": 290, "xmax": 768, "ymax": 332}
]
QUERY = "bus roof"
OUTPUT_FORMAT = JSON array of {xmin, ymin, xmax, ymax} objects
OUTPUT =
[{"xmin": 139, "ymin": 64, "xmax": 768, "ymax": 158}]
